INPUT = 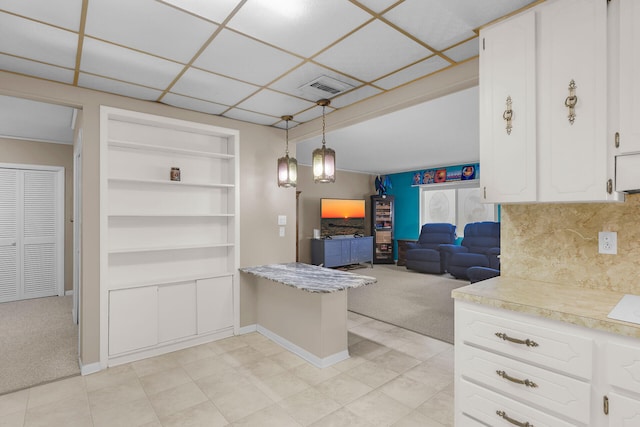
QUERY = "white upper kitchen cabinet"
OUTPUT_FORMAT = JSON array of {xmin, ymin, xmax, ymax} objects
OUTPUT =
[
  {"xmin": 617, "ymin": 0, "xmax": 640, "ymax": 154},
  {"xmin": 480, "ymin": 0, "xmax": 622, "ymax": 204}
]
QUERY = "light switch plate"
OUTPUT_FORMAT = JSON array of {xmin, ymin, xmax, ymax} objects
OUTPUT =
[
  {"xmin": 279, "ymin": 226, "xmax": 285, "ymax": 237},
  {"xmin": 278, "ymin": 215, "xmax": 287, "ymax": 225}
]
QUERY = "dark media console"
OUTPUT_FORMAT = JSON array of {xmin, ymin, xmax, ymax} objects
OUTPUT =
[{"xmin": 311, "ymin": 236, "xmax": 373, "ymax": 268}]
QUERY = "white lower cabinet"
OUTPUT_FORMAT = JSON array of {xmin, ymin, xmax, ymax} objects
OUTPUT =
[
  {"xmin": 455, "ymin": 300, "xmax": 640, "ymax": 426},
  {"xmin": 196, "ymin": 276, "xmax": 233, "ymax": 334},
  {"xmin": 158, "ymin": 282, "xmax": 197, "ymax": 343},
  {"xmin": 109, "ymin": 287, "xmax": 158, "ymax": 356}
]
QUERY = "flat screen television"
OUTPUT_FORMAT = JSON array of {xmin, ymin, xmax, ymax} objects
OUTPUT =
[{"xmin": 320, "ymin": 198, "xmax": 366, "ymax": 237}]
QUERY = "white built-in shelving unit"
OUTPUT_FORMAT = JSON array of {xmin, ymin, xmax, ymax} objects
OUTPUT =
[{"xmin": 100, "ymin": 106, "xmax": 239, "ymax": 367}]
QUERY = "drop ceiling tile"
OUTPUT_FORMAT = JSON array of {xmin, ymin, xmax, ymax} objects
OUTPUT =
[
  {"xmin": 78, "ymin": 73, "xmax": 164, "ymax": 100},
  {"xmin": 354, "ymin": 0, "xmax": 402, "ymax": 13},
  {"xmin": 373, "ymin": 55, "xmax": 450, "ymax": 90},
  {"xmin": 162, "ymin": 93, "xmax": 229, "ymax": 115},
  {"xmin": 383, "ymin": 0, "xmax": 475, "ymax": 51},
  {"xmin": 223, "ymin": 108, "xmax": 279, "ymax": 126},
  {"xmin": 235, "ymin": 89, "xmax": 315, "ymax": 118},
  {"xmin": 0, "ymin": 54, "xmax": 74, "ymax": 84},
  {"xmin": 171, "ymin": 67, "xmax": 259, "ymax": 106},
  {"xmin": 194, "ymin": 29, "xmax": 303, "ymax": 86},
  {"xmin": 160, "ymin": 0, "xmax": 242, "ymax": 24},
  {"xmin": 330, "ymin": 85, "xmax": 382, "ymax": 109},
  {"xmin": 290, "ymin": 106, "xmax": 324, "ymax": 124},
  {"xmin": 227, "ymin": 0, "xmax": 372, "ymax": 57},
  {"xmin": 314, "ymin": 20, "xmax": 431, "ymax": 82},
  {"xmin": 80, "ymin": 38, "xmax": 184, "ymax": 89},
  {"xmin": 0, "ymin": 0, "xmax": 83, "ymax": 31},
  {"xmin": 85, "ymin": 0, "xmax": 217, "ymax": 63},
  {"xmin": 0, "ymin": 95, "xmax": 76, "ymax": 144},
  {"xmin": 0, "ymin": 13, "xmax": 77, "ymax": 68},
  {"xmin": 435, "ymin": 0, "xmax": 539, "ymax": 32},
  {"xmin": 443, "ymin": 38, "xmax": 479, "ymax": 63},
  {"xmin": 269, "ymin": 62, "xmax": 362, "ymax": 102}
]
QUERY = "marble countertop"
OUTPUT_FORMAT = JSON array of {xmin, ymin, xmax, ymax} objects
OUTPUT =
[
  {"xmin": 239, "ymin": 262, "xmax": 377, "ymax": 293},
  {"xmin": 452, "ymin": 276, "xmax": 640, "ymax": 339}
]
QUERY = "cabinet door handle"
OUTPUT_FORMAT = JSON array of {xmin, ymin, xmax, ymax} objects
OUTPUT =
[
  {"xmin": 564, "ymin": 79, "xmax": 578, "ymax": 125},
  {"xmin": 496, "ymin": 370, "xmax": 538, "ymax": 388},
  {"xmin": 503, "ymin": 95, "xmax": 513, "ymax": 135},
  {"xmin": 495, "ymin": 332, "xmax": 539, "ymax": 347},
  {"xmin": 496, "ymin": 410, "xmax": 534, "ymax": 427}
]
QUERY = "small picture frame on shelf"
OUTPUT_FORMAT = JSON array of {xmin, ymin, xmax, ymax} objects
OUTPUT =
[{"xmin": 170, "ymin": 167, "xmax": 181, "ymax": 181}]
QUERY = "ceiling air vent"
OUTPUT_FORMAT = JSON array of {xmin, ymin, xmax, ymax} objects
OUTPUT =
[{"xmin": 298, "ymin": 75, "xmax": 354, "ymax": 98}]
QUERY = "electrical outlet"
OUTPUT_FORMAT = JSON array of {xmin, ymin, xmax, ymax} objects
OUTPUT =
[{"xmin": 598, "ymin": 231, "xmax": 617, "ymax": 255}]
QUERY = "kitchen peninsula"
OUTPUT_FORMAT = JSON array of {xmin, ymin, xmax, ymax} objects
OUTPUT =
[{"xmin": 239, "ymin": 262, "xmax": 376, "ymax": 368}]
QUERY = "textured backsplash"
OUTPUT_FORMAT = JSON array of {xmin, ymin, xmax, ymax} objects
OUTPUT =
[{"xmin": 501, "ymin": 194, "xmax": 640, "ymax": 294}]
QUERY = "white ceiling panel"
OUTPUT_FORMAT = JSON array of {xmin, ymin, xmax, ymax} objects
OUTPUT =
[
  {"xmin": 236, "ymin": 89, "xmax": 316, "ymax": 118},
  {"xmin": 194, "ymin": 29, "xmax": 303, "ymax": 86},
  {"xmin": 0, "ymin": 55, "xmax": 74, "ymax": 84},
  {"xmin": 0, "ymin": 14, "xmax": 78, "ymax": 68},
  {"xmin": 171, "ymin": 68, "xmax": 259, "ymax": 106},
  {"xmin": 443, "ymin": 38, "xmax": 480, "ymax": 63},
  {"xmin": 314, "ymin": 20, "xmax": 432, "ymax": 82},
  {"xmin": 162, "ymin": 93, "xmax": 229, "ymax": 115},
  {"xmin": 0, "ymin": 0, "xmax": 83, "ymax": 31},
  {"xmin": 0, "ymin": 95, "xmax": 75, "ymax": 144},
  {"xmin": 355, "ymin": 0, "xmax": 404, "ymax": 14},
  {"xmin": 383, "ymin": 0, "xmax": 475, "ymax": 51},
  {"xmin": 223, "ymin": 108, "xmax": 281, "ymax": 126},
  {"xmin": 227, "ymin": 0, "xmax": 372, "ymax": 57},
  {"xmin": 78, "ymin": 74, "xmax": 164, "ymax": 101},
  {"xmin": 85, "ymin": 0, "xmax": 217, "ymax": 63},
  {"xmin": 373, "ymin": 55, "xmax": 450, "ymax": 90},
  {"xmin": 160, "ymin": 0, "xmax": 242, "ymax": 24},
  {"xmin": 80, "ymin": 38, "xmax": 184, "ymax": 89},
  {"xmin": 269, "ymin": 62, "xmax": 362, "ymax": 102}
]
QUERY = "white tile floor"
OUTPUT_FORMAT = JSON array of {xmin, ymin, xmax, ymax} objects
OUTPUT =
[{"xmin": 0, "ymin": 312, "xmax": 454, "ymax": 426}]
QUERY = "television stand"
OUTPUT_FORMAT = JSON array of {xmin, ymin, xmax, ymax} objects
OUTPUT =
[{"xmin": 311, "ymin": 236, "xmax": 373, "ymax": 268}]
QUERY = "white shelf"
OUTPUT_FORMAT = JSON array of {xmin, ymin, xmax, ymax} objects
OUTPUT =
[
  {"xmin": 109, "ymin": 272, "xmax": 235, "ymax": 291},
  {"xmin": 109, "ymin": 139, "xmax": 234, "ymax": 159},
  {"xmin": 108, "ymin": 243, "xmax": 234, "ymax": 255},
  {"xmin": 108, "ymin": 213, "xmax": 234, "ymax": 218},
  {"xmin": 108, "ymin": 177, "xmax": 234, "ymax": 188}
]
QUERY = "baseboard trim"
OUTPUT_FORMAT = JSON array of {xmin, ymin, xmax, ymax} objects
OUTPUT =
[
  {"xmin": 237, "ymin": 324, "xmax": 257, "ymax": 335},
  {"xmin": 256, "ymin": 325, "xmax": 349, "ymax": 368},
  {"xmin": 79, "ymin": 360, "xmax": 101, "ymax": 376},
  {"xmin": 64, "ymin": 290, "xmax": 74, "ymax": 296}
]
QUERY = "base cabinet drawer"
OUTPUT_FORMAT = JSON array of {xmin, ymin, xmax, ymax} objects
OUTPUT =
[
  {"xmin": 459, "ymin": 379, "xmax": 579, "ymax": 427},
  {"xmin": 460, "ymin": 345, "xmax": 591, "ymax": 424},
  {"xmin": 609, "ymin": 392, "xmax": 640, "ymax": 426},
  {"xmin": 457, "ymin": 303, "xmax": 594, "ymax": 379},
  {"xmin": 606, "ymin": 340, "xmax": 640, "ymax": 394}
]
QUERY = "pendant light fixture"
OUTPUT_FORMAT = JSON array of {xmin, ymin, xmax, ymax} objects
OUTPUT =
[
  {"xmin": 277, "ymin": 115, "xmax": 297, "ymax": 187},
  {"xmin": 312, "ymin": 99, "xmax": 336, "ymax": 183}
]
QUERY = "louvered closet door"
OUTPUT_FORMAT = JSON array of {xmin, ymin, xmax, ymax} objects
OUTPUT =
[
  {"xmin": 0, "ymin": 169, "xmax": 19, "ymax": 302},
  {"xmin": 0, "ymin": 168, "xmax": 61, "ymax": 303}
]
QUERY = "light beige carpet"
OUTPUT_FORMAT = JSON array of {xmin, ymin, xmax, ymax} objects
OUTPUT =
[
  {"xmin": 0, "ymin": 295, "xmax": 80, "ymax": 395},
  {"xmin": 347, "ymin": 264, "xmax": 468, "ymax": 344}
]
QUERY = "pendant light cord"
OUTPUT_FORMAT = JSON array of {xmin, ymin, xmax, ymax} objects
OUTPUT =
[
  {"xmin": 321, "ymin": 105, "xmax": 326, "ymax": 146},
  {"xmin": 285, "ymin": 118, "xmax": 289, "ymax": 155}
]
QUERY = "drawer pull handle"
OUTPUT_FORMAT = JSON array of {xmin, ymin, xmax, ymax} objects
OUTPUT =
[
  {"xmin": 496, "ymin": 370, "xmax": 538, "ymax": 388},
  {"xmin": 495, "ymin": 332, "xmax": 539, "ymax": 347},
  {"xmin": 496, "ymin": 410, "xmax": 534, "ymax": 427}
]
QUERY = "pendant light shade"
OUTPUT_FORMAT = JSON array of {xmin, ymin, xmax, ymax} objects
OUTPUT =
[
  {"xmin": 277, "ymin": 115, "xmax": 297, "ymax": 187},
  {"xmin": 312, "ymin": 99, "xmax": 336, "ymax": 183}
]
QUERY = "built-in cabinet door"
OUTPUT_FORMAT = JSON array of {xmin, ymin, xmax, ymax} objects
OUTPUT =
[
  {"xmin": 537, "ymin": 0, "xmax": 609, "ymax": 201},
  {"xmin": 109, "ymin": 286, "xmax": 158, "ymax": 355},
  {"xmin": 618, "ymin": 0, "xmax": 640, "ymax": 154},
  {"xmin": 608, "ymin": 392, "xmax": 640, "ymax": 426},
  {"xmin": 158, "ymin": 281, "xmax": 197, "ymax": 343},
  {"xmin": 196, "ymin": 276, "xmax": 233, "ymax": 334},
  {"xmin": 479, "ymin": 10, "xmax": 537, "ymax": 203}
]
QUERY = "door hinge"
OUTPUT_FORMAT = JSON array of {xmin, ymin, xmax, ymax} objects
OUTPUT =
[
  {"xmin": 603, "ymin": 395, "xmax": 609, "ymax": 415},
  {"xmin": 607, "ymin": 179, "xmax": 613, "ymax": 194},
  {"xmin": 615, "ymin": 131, "xmax": 620, "ymax": 148},
  {"xmin": 483, "ymin": 186, "xmax": 487, "ymax": 199},
  {"xmin": 482, "ymin": 38, "xmax": 485, "ymax": 51}
]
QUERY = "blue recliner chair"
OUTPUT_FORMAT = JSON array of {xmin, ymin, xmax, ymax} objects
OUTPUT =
[
  {"xmin": 405, "ymin": 223, "xmax": 456, "ymax": 274},
  {"xmin": 440, "ymin": 222, "xmax": 500, "ymax": 280}
]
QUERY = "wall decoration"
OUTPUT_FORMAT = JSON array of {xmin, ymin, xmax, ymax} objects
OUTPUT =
[{"xmin": 410, "ymin": 163, "xmax": 480, "ymax": 187}]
